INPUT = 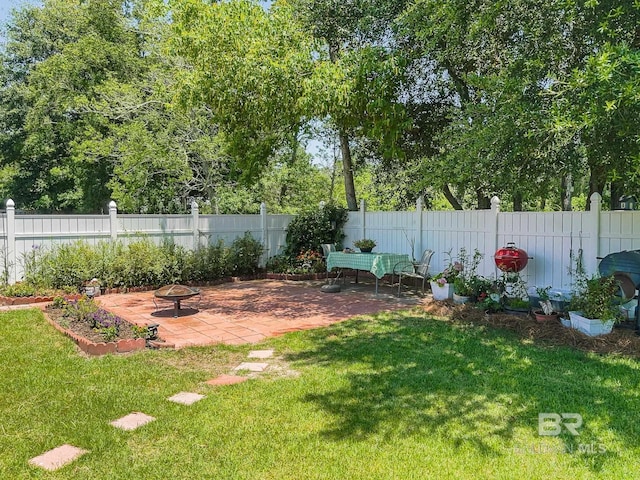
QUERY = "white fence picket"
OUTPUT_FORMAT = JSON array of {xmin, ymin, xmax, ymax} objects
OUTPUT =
[{"xmin": 2, "ymin": 195, "xmax": 639, "ymax": 290}]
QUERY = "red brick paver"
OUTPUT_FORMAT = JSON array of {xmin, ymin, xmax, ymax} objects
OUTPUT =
[
  {"xmin": 97, "ymin": 279, "xmax": 417, "ymax": 348},
  {"xmin": 206, "ymin": 374, "xmax": 248, "ymax": 386},
  {"xmin": 29, "ymin": 444, "xmax": 88, "ymax": 471}
]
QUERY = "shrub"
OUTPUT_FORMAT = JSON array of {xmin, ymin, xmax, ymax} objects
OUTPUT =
[
  {"xmin": 227, "ymin": 232, "xmax": 264, "ymax": 276},
  {"xmin": 0, "ymin": 282, "xmax": 38, "ymax": 297},
  {"xmin": 185, "ymin": 240, "xmax": 228, "ymax": 281},
  {"xmin": 284, "ymin": 205, "xmax": 347, "ymax": 259},
  {"xmin": 158, "ymin": 240, "xmax": 188, "ymax": 286},
  {"xmin": 265, "ymin": 254, "xmax": 291, "ymax": 274},
  {"xmin": 119, "ymin": 238, "xmax": 166, "ymax": 287},
  {"xmin": 93, "ymin": 241, "xmax": 126, "ymax": 288},
  {"xmin": 13, "ymin": 232, "xmax": 261, "ymax": 289},
  {"xmin": 23, "ymin": 241, "xmax": 98, "ymax": 289}
]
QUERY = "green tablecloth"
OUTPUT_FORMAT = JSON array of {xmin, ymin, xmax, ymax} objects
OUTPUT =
[{"xmin": 327, "ymin": 252, "xmax": 411, "ymax": 279}]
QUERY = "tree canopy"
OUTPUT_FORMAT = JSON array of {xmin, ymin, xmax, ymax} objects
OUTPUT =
[{"xmin": 0, "ymin": 0, "xmax": 637, "ymax": 213}]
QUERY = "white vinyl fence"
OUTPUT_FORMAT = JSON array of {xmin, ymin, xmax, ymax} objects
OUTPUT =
[
  {"xmin": 345, "ymin": 193, "xmax": 639, "ymax": 291},
  {"xmin": 0, "ymin": 200, "xmax": 293, "ymax": 283},
  {"xmin": 1, "ymin": 193, "xmax": 638, "ymax": 291}
]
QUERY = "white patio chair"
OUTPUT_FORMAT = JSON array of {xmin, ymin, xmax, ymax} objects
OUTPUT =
[
  {"xmin": 396, "ymin": 249, "xmax": 434, "ymax": 297},
  {"xmin": 321, "ymin": 243, "xmax": 336, "ymax": 259}
]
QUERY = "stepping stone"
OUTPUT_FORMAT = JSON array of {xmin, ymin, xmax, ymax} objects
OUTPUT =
[
  {"xmin": 110, "ymin": 412, "xmax": 156, "ymax": 431},
  {"xmin": 206, "ymin": 374, "xmax": 248, "ymax": 386},
  {"xmin": 29, "ymin": 444, "xmax": 88, "ymax": 471},
  {"xmin": 234, "ymin": 362, "xmax": 269, "ymax": 372},
  {"xmin": 168, "ymin": 392, "xmax": 205, "ymax": 405},
  {"xmin": 248, "ymin": 349, "xmax": 274, "ymax": 359}
]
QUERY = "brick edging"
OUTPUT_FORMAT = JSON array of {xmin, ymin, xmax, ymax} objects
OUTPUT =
[
  {"xmin": 0, "ymin": 293, "xmax": 82, "ymax": 306},
  {"xmin": 42, "ymin": 312, "xmax": 146, "ymax": 356}
]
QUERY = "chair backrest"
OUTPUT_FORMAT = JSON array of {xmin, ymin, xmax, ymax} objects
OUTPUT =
[
  {"xmin": 321, "ymin": 243, "xmax": 336, "ymax": 258},
  {"xmin": 416, "ymin": 249, "xmax": 434, "ymax": 276}
]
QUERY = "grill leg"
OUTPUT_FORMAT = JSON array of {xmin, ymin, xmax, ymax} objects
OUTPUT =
[{"xmin": 636, "ymin": 295, "xmax": 640, "ymax": 335}]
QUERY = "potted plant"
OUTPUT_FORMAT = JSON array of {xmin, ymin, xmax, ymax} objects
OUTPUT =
[
  {"xmin": 82, "ymin": 278, "xmax": 101, "ymax": 298},
  {"xmin": 478, "ymin": 292, "xmax": 503, "ymax": 313},
  {"xmin": 532, "ymin": 286, "xmax": 559, "ymax": 322},
  {"xmin": 453, "ymin": 276, "xmax": 474, "ymax": 304},
  {"xmin": 452, "ymin": 247, "xmax": 483, "ymax": 304},
  {"xmin": 429, "ymin": 251, "xmax": 462, "ymax": 301},
  {"xmin": 568, "ymin": 275, "xmax": 623, "ymax": 336},
  {"xmin": 353, "ymin": 238, "xmax": 377, "ymax": 253},
  {"xmin": 502, "ymin": 272, "xmax": 530, "ymax": 313}
]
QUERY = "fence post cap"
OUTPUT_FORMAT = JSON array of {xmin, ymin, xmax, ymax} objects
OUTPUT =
[{"xmin": 5, "ymin": 199, "xmax": 14, "ymax": 208}]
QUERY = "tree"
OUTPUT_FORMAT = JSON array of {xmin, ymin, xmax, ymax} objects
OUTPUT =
[
  {"xmin": 170, "ymin": 0, "xmax": 314, "ymax": 181},
  {"xmin": 292, "ymin": 0, "xmax": 412, "ymax": 210}
]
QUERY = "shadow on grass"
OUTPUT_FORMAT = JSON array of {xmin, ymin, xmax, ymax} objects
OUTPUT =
[{"xmin": 286, "ymin": 311, "xmax": 640, "ymax": 469}]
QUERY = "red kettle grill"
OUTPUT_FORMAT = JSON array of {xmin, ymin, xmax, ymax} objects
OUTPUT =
[{"xmin": 494, "ymin": 242, "xmax": 529, "ymax": 273}]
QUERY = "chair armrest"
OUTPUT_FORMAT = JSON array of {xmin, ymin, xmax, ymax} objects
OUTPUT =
[{"xmin": 393, "ymin": 260, "xmax": 415, "ymax": 274}]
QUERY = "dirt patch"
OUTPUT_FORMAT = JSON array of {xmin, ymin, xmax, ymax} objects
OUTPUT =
[
  {"xmin": 45, "ymin": 306, "xmax": 141, "ymax": 344},
  {"xmin": 421, "ymin": 299, "xmax": 640, "ymax": 358}
]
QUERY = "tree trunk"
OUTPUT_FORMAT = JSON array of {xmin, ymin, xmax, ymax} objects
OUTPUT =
[
  {"xmin": 610, "ymin": 179, "xmax": 624, "ymax": 210},
  {"xmin": 328, "ymin": 141, "xmax": 338, "ymax": 202},
  {"xmin": 477, "ymin": 190, "xmax": 490, "ymax": 209},
  {"xmin": 560, "ymin": 175, "xmax": 572, "ymax": 211},
  {"xmin": 339, "ymin": 130, "xmax": 358, "ymax": 211},
  {"xmin": 328, "ymin": 42, "xmax": 358, "ymax": 211},
  {"xmin": 587, "ymin": 164, "xmax": 606, "ymax": 211},
  {"xmin": 442, "ymin": 184, "xmax": 463, "ymax": 210},
  {"xmin": 513, "ymin": 192, "xmax": 523, "ymax": 212}
]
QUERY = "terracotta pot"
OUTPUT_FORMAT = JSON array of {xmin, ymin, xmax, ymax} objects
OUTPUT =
[{"xmin": 533, "ymin": 310, "xmax": 559, "ymax": 322}]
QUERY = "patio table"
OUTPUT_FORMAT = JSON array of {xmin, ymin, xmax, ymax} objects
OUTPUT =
[{"xmin": 326, "ymin": 252, "xmax": 411, "ymax": 294}]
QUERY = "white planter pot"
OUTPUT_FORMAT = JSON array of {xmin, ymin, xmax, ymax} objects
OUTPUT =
[
  {"xmin": 453, "ymin": 293, "xmax": 471, "ymax": 305},
  {"xmin": 568, "ymin": 311, "xmax": 615, "ymax": 337},
  {"xmin": 430, "ymin": 281, "xmax": 453, "ymax": 301}
]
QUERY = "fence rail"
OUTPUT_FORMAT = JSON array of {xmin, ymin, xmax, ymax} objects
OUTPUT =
[{"xmin": 1, "ymin": 193, "xmax": 638, "ymax": 291}]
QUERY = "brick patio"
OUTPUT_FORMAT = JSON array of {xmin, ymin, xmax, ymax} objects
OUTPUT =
[{"xmin": 97, "ymin": 279, "xmax": 422, "ymax": 348}]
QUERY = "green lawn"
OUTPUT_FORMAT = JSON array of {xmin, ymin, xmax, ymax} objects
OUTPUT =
[{"xmin": 1, "ymin": 308, "xmax": 639, "ymax": 479}]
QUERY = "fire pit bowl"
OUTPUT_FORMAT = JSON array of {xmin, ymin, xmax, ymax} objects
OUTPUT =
[{"xmin": 153, "ymin": 284, "xmax": 200, "ymax": 318}]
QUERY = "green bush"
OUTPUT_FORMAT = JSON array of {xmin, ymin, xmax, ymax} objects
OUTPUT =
[
  {"xmin": 0, "ymin": 282, "xmax": 38, "ymax": 297},
  {"xmin": 284, "ymin": 205, "xmax": 347, "ymax": 259},
  {"xmin": 158, "ymin": 240, "xmax": 189, "ymax": 286},
  {"xmin": 23, "ymin": 241, "xmax": 99, "ymax": 289},
  {"xmin": 116, "ymin": 238, "xmax": 164, "ymax": 287},
  {"xmin": 265, "ymin": 254, "xmax": 291, "ymax": 274},
  {"xmin": 227, "ymin": 232, "xmax": 264, "ymax": 276},
  {"xmin": 93, "ymin": 241, "xmax": 126, "ymax": 288},
  {"xmin": 15, "ymin": 233, "xmax": 262, "ymax": 289},
  {"xmin": 186, "ymin": 240, "xmax": 229, "ymax": 281}
]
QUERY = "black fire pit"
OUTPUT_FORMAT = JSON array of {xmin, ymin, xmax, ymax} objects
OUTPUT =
[
  {"xmin": 153, "ymin": 284, "xmax": 200, "ymax": 318},
  {"xmin": 598, "ymin": 250, "xmax": 640, "ymax": 331}
]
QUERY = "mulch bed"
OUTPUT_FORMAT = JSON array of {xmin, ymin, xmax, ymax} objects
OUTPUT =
[
  {"xmin": 422, "ymin": 299, "xmax": 640, "ymax": 358},
  {"xmin": 45, "ymin": 306, "xmax": 139, "ymax": 344}
]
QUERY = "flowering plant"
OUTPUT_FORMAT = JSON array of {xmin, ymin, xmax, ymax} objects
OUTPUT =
[
  {"xmin": 293, "ymin": 249, "xmax": 324, "ymax": 273},
  {"xmin": 453, "ymin": 247, "xmax": 484, "ymax": 296},
  {"xmin": 432, "ymin": 250, "xmax": 463, "ymax": 285},
  {"xmin": 296, "ymin": 249, "xmax": 322, "ymax": 267}
]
